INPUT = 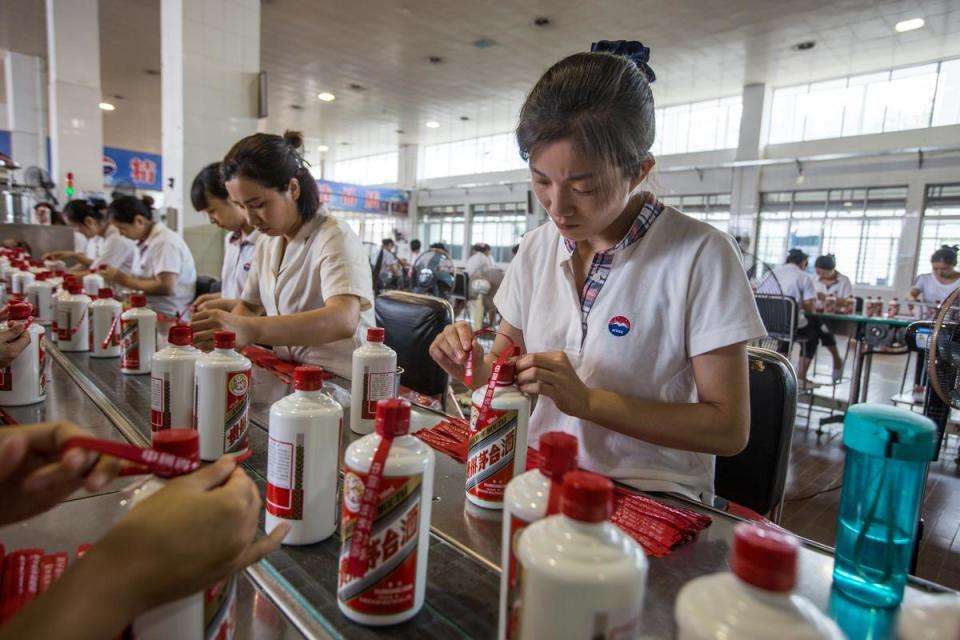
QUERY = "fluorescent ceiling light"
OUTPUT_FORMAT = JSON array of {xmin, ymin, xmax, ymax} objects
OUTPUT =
[
  {"xmin": 895, "ymin": 18, "xmax": 924, "ymax": 32},
  {"xmin": 318, "ymin": 145, "xmax": 329, "ymax": 152},
  {"xmin": 317, "ymin": 92, "xmax": 336, "ymax": 102},
  {"xmin": 425, "ymin": 121, "xmax": 440, "ymax": 129},
  {"xmin": 98, "ymin": 102, "xmax": 115, "ymax": 111}
]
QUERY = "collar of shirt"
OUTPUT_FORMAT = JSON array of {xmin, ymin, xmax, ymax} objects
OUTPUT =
[
  {"xmin": 562, "ymin": 198, "xmax": 664, "ymax": 257},
  {"xmin": 229, "ymin": 228, "xmax": 259, "ymax": 247}
]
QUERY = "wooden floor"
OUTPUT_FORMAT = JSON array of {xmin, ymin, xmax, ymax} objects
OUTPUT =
[{"xmin": 784, "ymin": 348, "xmax": 960, "ymax": 590}]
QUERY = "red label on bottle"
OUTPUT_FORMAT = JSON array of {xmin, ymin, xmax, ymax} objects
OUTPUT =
[
  {"xmin": 266, "ymin": 434, "xmax": 305, "ymax": 520},
  {"xmin": 150, "ymin": 374, "xmax": 169, "ymax": 432},
  {"xmin": 223, "ymin": 369, "xmax": 251, "ymax": 454},
  {"xmin": 204, "ymin": 576, "xmax": 237, "ymax": 640},
  {"xmin": 37, "ymin": 334, "xmax": 45, "ymax": 397},
  {"xmin": 121, "ymin": 318, "xmax": 140, "ymax": 369},
  {"xmin": 338, "ymin": 471, "xmax": 423, "ymax": 615},
  {"xmin": 505, "ymin": 513, "xmax": 530, "ymax": 639},
  {"xmin": 466, "ymin": 404, "xmax": 518, "ymax": 503},
  {"xmin": 0, "ymin": 366, "xmax": 11, "ymax": 392},
  {"xmin": 361, "ymin": 366, "xmax": 395, "ymax": 419}
]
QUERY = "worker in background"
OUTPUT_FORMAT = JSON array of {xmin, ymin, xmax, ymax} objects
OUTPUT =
[
  {"xmin": 430, "ymin": 40, "xmax": 765, "ymax": 501},
  {"xmin": 372, "ymin": 237, "xmax": 403, "ymax": 292},
  {"xmin": 190, "ymin": 130, "xmax": 374, "ymax": 379},
  {"xmin": 100, "ymin": 196, "xmax": 198, "ymax": 318},
  {"xmin": 910, "ymin": 245, "xmax": 960, "ymax": 305},
  {"xmin": 813, "ymin": 253, "xmax": 852, "ymax": 383},
  {"xmin": 0, "ymin": 420, "xmax": 286, "ymax": 640},
  {"xmin": 465, "ymin": 242, "xmax": 494, "ymax": 279},
  {"xmin": 43, "ymin": 200, "xmax": 138, "ymax": 275},
  {"xmin": 189, "ymin": 163, "xmax": 260, "ymax": 312}
]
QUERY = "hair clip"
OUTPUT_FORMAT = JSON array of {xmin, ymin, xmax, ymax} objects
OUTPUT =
[{"xmin": 590, "ymin": 40, "xmax": 656, "ymax": 83}]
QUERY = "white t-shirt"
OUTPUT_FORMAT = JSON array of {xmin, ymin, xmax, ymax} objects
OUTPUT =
[
  {"xmin": 241, "ymin": 214, "xmax": 375, "ymax": 378},
  {"xmin": 135, "ymin": 222, "xmax": 197, "ymax": 316},
  {"xmin": 814, "ymin": 272, "xmax": 854, "ymax": 299},
  {"xmin": 221, "ymin": 229, "xmax": 259, "ymax": 300},
  {"xmin": 465, "ymin": 252, "xmax": 493, "ymax": 278},
  {"xmin": 913, "ymin": 272, "xmax": 960, "ymax": 303},
  {"xmin": 494, "ymin": 206, "xmax": 766, "ymax": 500},
  {"xmin": 91, "ymin": 225, "xmax": 137, "ymax": 273},
  {"xmin": 74, "ymin": 232, "xmax": 89, "ymax": 253},
  {"xmin": 757, "ymin": 263, "xmax": 817, "ymax": 328}
]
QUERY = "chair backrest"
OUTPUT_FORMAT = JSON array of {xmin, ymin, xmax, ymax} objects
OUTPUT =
[
  {"xmin": 452, "ymin": 271, "xmax": 469, "ymax": 299},
  {"xmin": 375, "ymin": 291, "xmax": 453, "ymax": 397},
  {"xmin": 753, "ymin": 294, "xmax": 797, "ymax": 340},
  {"xmin": 714, "ymin": 346, "xmax": 797, "ymax": 523},
  {"xmin": 195, "ymin": 275, "xmax": 221, "ymax": 297}
]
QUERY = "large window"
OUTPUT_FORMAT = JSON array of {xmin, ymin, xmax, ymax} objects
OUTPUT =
[
  {"xmin": 660, "ymin": 193, "xmax": 731, "ymax": 231},
  {"xmin": 470, "ymin": 202, "xmax": 527, "ymax": 262},
  {"xmin": 650, "ymin": 97, "xmax": 742, "ymax": 156},
  {"xmin": 768, "ymin": 58, "xmax": 960, "ymax": 144},
  {"xmin": 418, "ymin": 205, "xmax": 465, "ymax": 260},
  {"xmin": 421, "ymin": 133, "xmax": 527, "ymax": 180},
  {"xmin": 917, "ymin": 184, "xmax": 960, "ymax": 277},
  {"xmin": 331, "ymin": 151, "xmax": 399, "ymax": 186},
  {"xmin": 756, "ymin": 187, "xmax": 907, "ymax": 287}
]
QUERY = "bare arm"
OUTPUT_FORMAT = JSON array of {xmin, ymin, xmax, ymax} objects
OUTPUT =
[
  {"xmin": 103, "ymin": 268, "xmax": 177, "ymax": 296},
  {"xmin": 909, "ymin": 287, "xmax": 922, "ymax": 301},
  {"xmin": 802, "ymin": 298, "xmax": 816, "ymax": 313}
]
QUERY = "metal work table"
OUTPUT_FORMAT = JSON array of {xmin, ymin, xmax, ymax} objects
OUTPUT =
[{"xmin": 5, "ymin": 330, "xmax": 952, "ymax": 639}]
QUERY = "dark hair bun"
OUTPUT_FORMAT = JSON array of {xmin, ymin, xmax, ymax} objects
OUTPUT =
[{"xmin": 283, "ymin": 130, "xmax": 304, "ymax": 151}]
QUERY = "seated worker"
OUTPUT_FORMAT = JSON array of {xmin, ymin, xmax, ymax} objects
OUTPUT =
[
  {"xmin": 0, "ymin": 420, "xmax": 287, "ymax": 640},
  {"xmin": 910, "ymin": 245, "xmax": 960, "ymax": 307},
  {"xmin": 43, "ymin": 200, "xmax": 138, "ymax": 275},
  {"xmin": 430, "ymin": 41, "xmax": 765, "ymax": 501},
  {"xmin": 465, "ymin": 242, "xmax": 494, "ymax": 279},
  {"xmin": 372, "ymin": 237, "xmax": 403, "ymax": 292},
  {"xmin": 100, "ymin": 196, "xmax": 198, "ymax": 318},
  {"xmin": 757, "ymin": 249, "xmax": 819, "ymax": 387},
  {"xmin": 813, "ymin": 254, "xmax": 853, "ymax": 383},
  {"xmin": 189, "ymin": 163, "xmax": 259, "ymax": 312},
  {"xmin": 190, "ymin": 130, "xmax": 374, "ymax": 379}
]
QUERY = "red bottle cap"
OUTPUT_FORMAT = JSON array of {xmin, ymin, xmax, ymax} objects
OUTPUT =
[
  {"xmin": 168, "ymin": 325, "xmax": 193, "ymax": 346},
  {"xmin": 367, "ymin": 327, "xmax": 385, "ymax": 342},
  {"xmin": 538, "ymin": 432, "xmax": 578, "ymax": 479},
  {"xmin": 152, "ymin": 429, "xmax": 200, "ymax": 462},
  {"xmin": 98, "ymin": 288, "xmax": 114, "ymax": 299},
  {"xmin": 7, "ymin": 302, "xmax": 33, "ymax": 321},
  {"xmin": 731, "ymin": 523, "xmax": 799, "ymax": 593},
  {"xmin": 66, "ymin": 282, "xmax": 82, "ymax": 294},
  {"xmin": 294, "ymin": 365, "xmax": 325, "ymax": 391},
  {"xmin": 129, "ymin": 294, "xmax": 147, "ymax": 307},
  {"xmin": 34, "ymin": 272, "xmax": 48, "ymax": 281},
  {"xmin": 495, "ymin": 362, "xmax": 516, "ymax": 386},
  {"xmin": 213, "ymin": 330, "xmax": 236, "ymax": 349},
  {"xmin": 375, "ymin": 399, "xmax": 411, "ymax": 437},
  {"xmin": 561, "ymin": 471, "xmax": 613, "ymax": 523}
]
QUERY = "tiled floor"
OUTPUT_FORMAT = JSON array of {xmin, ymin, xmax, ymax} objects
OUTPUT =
[{"xmin": 783, "ymin": 345, "xmax": 960, "ymax": 590}]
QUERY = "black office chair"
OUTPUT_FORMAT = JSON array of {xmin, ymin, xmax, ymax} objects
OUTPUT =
[
  {"xmin": 752, "ymin": 294, "xmax": 798, "ymax": 355},
  {"xmin": 715, "ymin": 346, "xmax": 797, "ymax": 524},
  {"xmin": 195, "ymin": 276, "xmax": 221, "ymax": 297},
  {"xmin": 451, "ymin": 272, "xmax": 469, "ymax": 318},
  {"xmin": 374, "ymin": 291, "xmax": 460, "ymax": 416}
]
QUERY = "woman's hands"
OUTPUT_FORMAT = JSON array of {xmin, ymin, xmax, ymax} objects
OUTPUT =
[
  {"xmin": 515, "ymin": 352, "xmax": 591, "ymax": 419},
  {"xmin": 429, "ymin": 321, "xmax": 485, "ymax": 385},
  {"xmin": 192, "ymin": 293, "xmax": 239, "ymax": 313},
  {"xmin": 0, "ymin": 421, "xmax": 121, "ymax": 525},
  {"xmin": 42, "ymin": 250, "xmax": 81, "ymax": 262},
  {"xmin": 191, "ymin": 310, "xmax": 256, "ymax": 348},
  {"xmin": 98, "ymin": 266, "xmax": 129, "ymax": 288}
]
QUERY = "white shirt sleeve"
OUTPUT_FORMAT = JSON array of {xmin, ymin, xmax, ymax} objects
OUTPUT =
[
  {"xmin": 492, "ymin": 238, "xmax": 529, "ymax": 331},
  {"xmin": 91, "ymin": 235, "xmax": 135, "ymax": 272},
  {"xmin": 838, "ymin": 275, "xmax": 854, "ymax": 299},
  {"xmin": 151, "ymin": 236, "xmax": 184, "ymax": 276},
  {"xmin": 317, "ymin": 227, "xmax": 375, "ymax": 311},
  {"xmin": 685, "ymin": 232, "xmax": 767, "ymax": 357},
  {"xmin": 800, "ymin": 273, "xmax": 817, "ymax": 302}
]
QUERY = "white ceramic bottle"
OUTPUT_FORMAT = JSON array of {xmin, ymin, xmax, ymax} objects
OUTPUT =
[
  {"xmin": 467, "ymin": 362, "xmax": 530, "ymax": 509},
  {"xmin": 121, "ymin": 429, "xmax": 235, "ymax": 640},
  {"xmin": 194, "ymin": 330, "xmax": 252, "ymax": 461},
  {"xmin": 266, "ymin": 365, "xmax": 343, "ymax": 545},
  {"xmin": 499, "ymin": 431, "xmax": 578, "ymax": 640},
  {"xmin": 10, "ymin": 268, "xmax": 34, "ymax": 296},
  {"xmin": 514, "ymin": 471, "xmax": 648, "ymax": 640},
  {"xmin": 675, "ymin": 523, "xmax": 843, "ymax": 640},
  {"xmin": 150, "ymin": 325, "xmax": 201, "ymax": 434},
  {"xmin": 56, "ymin": 282, "xmax": 90, "ymax": 352},
  {"xmin": 90, "ymin": 288, "xmax": 123, "ymax": 358},
  {"xmin": 350, "ymin": 327, "xmax": 397, "ymax": 435},
  {"xmin": 25, "ymin": 273, "xmax": 55, "ymax": 325},
  {"xmin": 339, "ymin": 399, "xmax": 435, "ymax": 626},
  {"xmin": 82, "ymin": 267, "xmax": 105, "ymax": 297},
  {"xmin": 0, "ymin": 302, "xmax": 46, "ymax": 406},
  {"xmin": 120, "ymin": 294, "xmax": 158, "ymax": 374}
]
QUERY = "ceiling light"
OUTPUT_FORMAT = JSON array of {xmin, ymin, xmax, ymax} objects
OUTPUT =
[
  {"xmin": 425, "ymin": 121, "xmax": 440, "ymax": 129},
  {"xmin": 318, "ymin": 145, "xmax": 329, "ymax": 152},
  {"xmin": 791, "ymin": 41, "xmax": 816, "ymax": 51},
  {"xmin": 843, "ymin": 201, "xmax": 854, "ymax": 207},
  {"xmin": 460, "ymin": 116, "xmax": 470, "ymax": 121},
  {"xmin": 98, "ymin": 102, "xmax": 115, "ymax": 111},
  {"xmin": 317, "ymin": 92, "xmax": 336, "ymax": 102},
  {"xmin": 428, "ymin": 56, "xmax": 443, "ymax": 64},
  {"xmin": 534, "ymin": 17, "xmax": 551, "ymax": 27},
  {"xmin": 290, "ymin": 104, "xmax": 304, "ymax": 110},
  {"xmin": 895, "ymin": 18, "xmax": 925, "ymax": 33}
]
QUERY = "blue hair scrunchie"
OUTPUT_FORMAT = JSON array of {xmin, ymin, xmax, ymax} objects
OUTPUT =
[{"xmin": 590, "ymin": 40, "xmax": 656, "ymax": 84}]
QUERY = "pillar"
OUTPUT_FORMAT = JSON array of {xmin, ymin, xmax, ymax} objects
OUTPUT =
[
  {"xmin": 46, "ymin": 0, "xmax": 104, "ymax": 194},
  {"xmin": 4, "ymin": 52, "xmax": 47, "ymax": 177},
  {"xmin": 729, "ymin": 83, "xmax": 766, "ymax": 248}
]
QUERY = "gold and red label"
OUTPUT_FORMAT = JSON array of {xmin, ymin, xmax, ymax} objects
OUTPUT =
[
  {"xmin": 266, "ymin": 434, "xmax": 305, "ymax": 520},
  {"xmin": 466, "ymin": 405, "xmax": 518, "ymax": 503},
  {"xmin": 223, "ymin": 370, "xmax": 251, "ymax": 454},
  {"xmin": 120, "ymin": 318, "xmax": 140, "ymax": 369}
]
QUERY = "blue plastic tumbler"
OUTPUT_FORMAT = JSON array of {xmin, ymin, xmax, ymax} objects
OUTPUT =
[{"xmin": 832, "ymin": 404, "xmax": 936, "ymax": 609}]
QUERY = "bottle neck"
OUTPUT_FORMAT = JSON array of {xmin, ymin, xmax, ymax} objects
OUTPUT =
[
  {"xmin": 560, "ymin": 514, "xmax": 607, "ymax": 533},
  {"xmin": 294, "ymin": 388, "xmax": 324, "ymax": 397},
  {"xmin": 737, "ymin": 576, "xmax": 793, "ymax": 605}
]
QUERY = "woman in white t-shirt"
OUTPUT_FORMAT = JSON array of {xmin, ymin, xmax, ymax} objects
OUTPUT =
[
  {"xmin": 429, "ymin": 41, "xmax": 765, "ymax": 500},
  {"xmin": 100, "ymin": 196, "xmax": 197, "ymax": 317},
  {"xmin": 190, "ymin": 131, "xmax": 374, "ymax": 378},
  {"xmin": 910, "ymin": 245, "xmax": 960, "ymax": 306},
  {"xmin": 44, "ymin": 200, "xmax": 138, "ymax": 275},
  {"xmin": 813, "ymin": 253, "xmax": 852, "ymax": 383}
]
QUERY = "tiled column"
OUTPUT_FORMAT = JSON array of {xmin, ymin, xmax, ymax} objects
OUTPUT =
[
  {"xmin": 161, "ymin": 0, "xmax": 260, "ymax": 233},
  {"xmin": 3, "ymin": 52, "xmax": 47, "ymax": 177},
  {"xmin": 46, "ymin": 0, "xmax": 104, "ymax": 194}
]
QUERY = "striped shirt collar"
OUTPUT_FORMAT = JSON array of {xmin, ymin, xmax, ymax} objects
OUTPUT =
[{"xmin": 562, "ymin": 197, "xmax": 664, "ymax": 256}]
